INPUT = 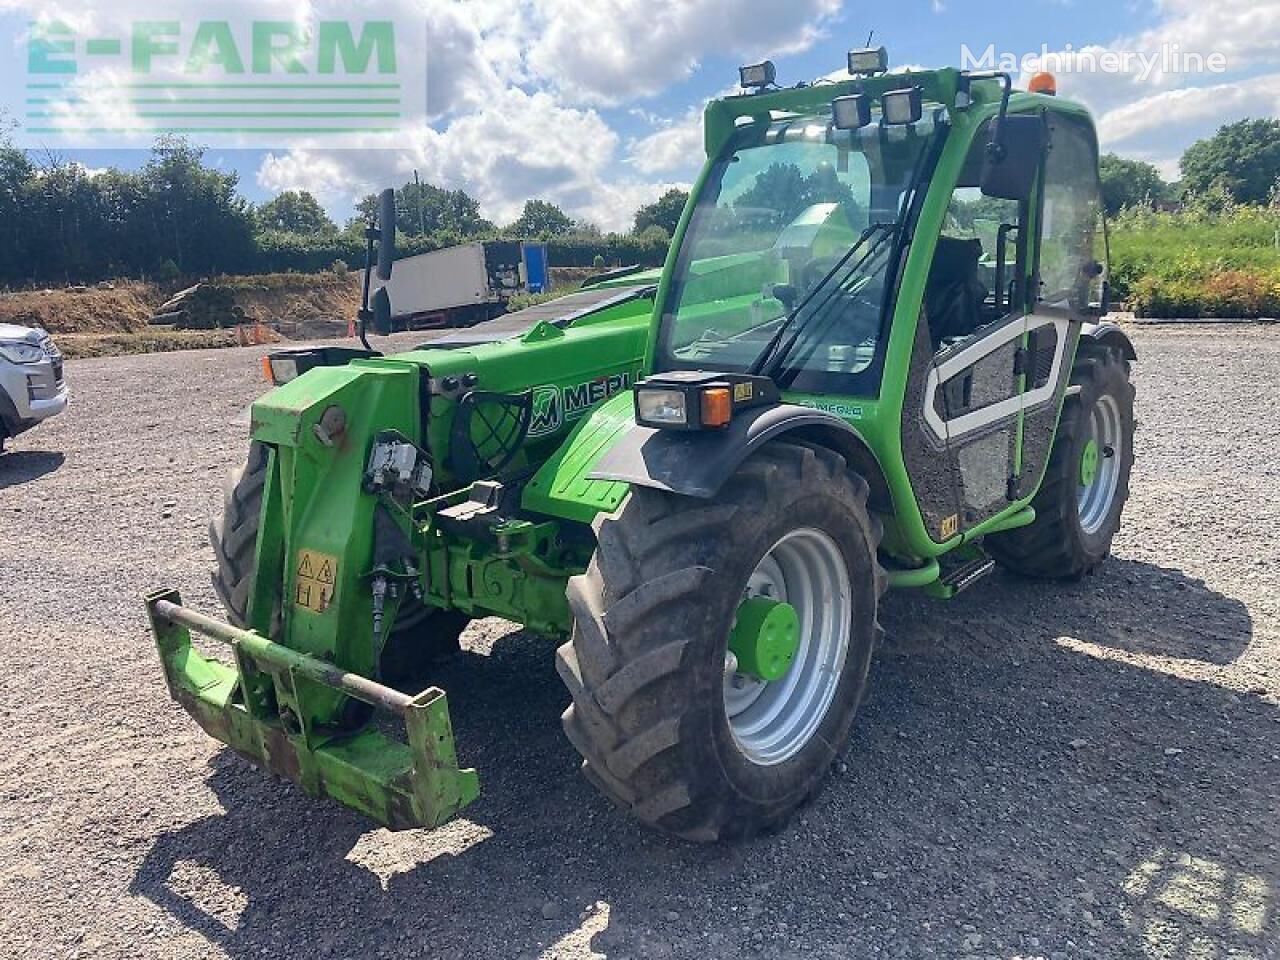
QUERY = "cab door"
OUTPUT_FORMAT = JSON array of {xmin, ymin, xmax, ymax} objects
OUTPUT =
[
  {"xmin": 908, "ymin": 117, "xmax": 1044, "ymax": 539},
  {"xmin": 1011, "ymin": 114, "xmax": 1105, "ymax": 499}
]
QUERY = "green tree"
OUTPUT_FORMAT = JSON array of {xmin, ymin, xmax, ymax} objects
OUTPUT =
[
  {"xmin": 137, "ymin": 136, "xmax": 257, "ymax": 274},
  {"xmin": 1180, "ymin": 119, "xmax": 1280, "ymax": 205},
  {"xmin": 1098, "ymin": 154, "xmax": 1168, "ymax": 214},
  {"xmin": 633, "ymin": 188, "xmax": 689, "ymax": 236},
  {"xmin": 0, "ymin": 127, "xmax": 36, "ymax": 282},
  {"xmin": 354, "ymin": 180, "xmax": 493, "ymax": 238},
  {"xmin": 508, "ymin": 199, "xmax": 574, "ymax": 237},
  {"xmin": 734, "ymin": 163, "xmax": 860, "ymax": 229},
  {"xmin": 257, "ymin": 190, "xmax": 335, "ymax": 235}
]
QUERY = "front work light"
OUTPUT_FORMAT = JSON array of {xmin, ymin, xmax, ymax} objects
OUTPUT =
[
  {"xmin": 881, "ymin": 87, "xmax": 923, "ymax": 125},
  {"xmin": 636, "ymin": 388, "xmax": 688, "ymax": 427},
  {"xmin": 633, "ymin": 371, "xmax": 781, "ymax": 432},
  {"xmin": 739, "ymin": 61, "xmax": 776, "ymax": 90},
  {"xmin": 847, "ymin": 46, "xmax": 888, "ymax": 76},
  {"xmin": 832, "ymin": 93, "xmax": 872, "ymax": 130}
]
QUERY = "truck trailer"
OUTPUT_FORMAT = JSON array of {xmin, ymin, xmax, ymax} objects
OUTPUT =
[{"xmin": 371, "ymin": 240, "xmax": 550, "ymax": 329}]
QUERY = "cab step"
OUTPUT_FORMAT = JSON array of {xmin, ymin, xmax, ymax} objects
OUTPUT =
[
  {"xmin": 940, "ymin": 556, "xmax": 995, "ymax": 596},
  {"xmin": 924, "ymin": 551, "xmax": 996, "ymax": 599}
]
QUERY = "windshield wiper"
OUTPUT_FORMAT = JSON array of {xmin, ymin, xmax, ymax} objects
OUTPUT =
[{"xmin": 747, "ymin": 221, "xmax": 897, "ymax": 377}]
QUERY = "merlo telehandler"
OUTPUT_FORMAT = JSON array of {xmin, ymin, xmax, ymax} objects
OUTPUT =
[{"xmin": 147, "ymin": 54, "xmax": 1136, "ymax": 842}]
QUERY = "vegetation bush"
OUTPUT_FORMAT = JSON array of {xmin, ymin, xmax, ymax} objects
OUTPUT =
[{"xmin": 1109, "ymin": 202, "xmax": 1280, "ymax": 317}]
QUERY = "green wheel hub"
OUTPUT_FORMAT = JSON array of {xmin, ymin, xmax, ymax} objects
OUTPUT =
[
  {"xmin": 728, "ymin": 597, "xmax": 801, "ymax": 682},
  {"xmin": 1079, "ymin": 437, "xmax": 1100, "ymax": 487}
]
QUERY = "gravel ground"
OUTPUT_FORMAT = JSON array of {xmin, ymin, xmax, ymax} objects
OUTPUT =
[{"xmin": 1, "ymin": 326, "xmax": 1277, "ymax": 960}]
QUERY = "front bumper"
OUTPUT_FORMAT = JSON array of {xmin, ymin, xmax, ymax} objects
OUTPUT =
[
  {"xmin": 23, "ymin": 389, "xmax": 69, "ymax": 424},
  {"xmin": 1, "ymin": 363, "xmax": 68, "ymax": 435},
  {"xmin": 146, "ymin": 589, "xmax": 479, "ymax": 830}
]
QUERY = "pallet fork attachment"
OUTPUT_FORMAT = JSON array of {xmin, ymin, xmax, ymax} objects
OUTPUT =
[{"xmin": 146, "ymin": 588, "xmax": 479, "ymax": 830}]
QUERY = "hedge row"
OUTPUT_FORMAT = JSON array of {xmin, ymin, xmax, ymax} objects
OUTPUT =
[
  {"xmin": 250, "ymin": 231, "xmax": 671, "ymax": 275},
  {"xmin": 1108, "ymin": 204, "xmax": 1280, "ymax": 317},
  {"xmin": 1127, "ymin": 270, "xmax": 1280, "ymax": 319}
]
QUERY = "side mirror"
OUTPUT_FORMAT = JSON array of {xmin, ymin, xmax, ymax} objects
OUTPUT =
[
  {"xmin": 980, "ymin": 114, "xmax": 1045, "ymax": 201},
  {"xmin": 371, "ymin": 286, "xmax": 393, "ymax": 335},
  {"xmin": 376, "ymin": 188, "xmax": 396, "ymax": 281}
]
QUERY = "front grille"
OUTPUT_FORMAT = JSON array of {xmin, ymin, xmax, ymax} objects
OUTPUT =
[{"xmin": 38, "ymin": 337, "xmax": 64, "ymax": 384}]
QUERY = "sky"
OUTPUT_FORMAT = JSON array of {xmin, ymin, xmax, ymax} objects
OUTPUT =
[{"xmin": 1, "ymin": 0, "xmax": 1278, "ymax": 231}]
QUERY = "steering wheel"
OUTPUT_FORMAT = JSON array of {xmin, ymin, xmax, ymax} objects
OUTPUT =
[{"xmin": 799, "ymin": 255, "xmax": 845, "ymax": 295}]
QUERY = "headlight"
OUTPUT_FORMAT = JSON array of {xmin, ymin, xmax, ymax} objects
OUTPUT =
[
  {"xmin": 633, "ymin": 373, "xmax": 781, "ymax": 431},
  {"xmin": 0, "ymin": 341, "xmax": 44, "ymax": 364},
  {"xmin": 738, "ymin": 61, "xmax": 776, "ymax": 90},
  {"xmin": 268, "ymin": 355, "xmax": 300, "ymax": 385},
  {"xmin": 832, "ymin": 93, "xmax": 871, "ymax": 131},
  {"xmin": 882, "ymin": 87, "xmax": 923, "ymax": 125},
  {"xmin": 847, "ymin": 46, "xmax": 888, "ymax": 77},
  {"xmin": 636, "ymin": 388, "xmax": 688, "ymax": 427}
]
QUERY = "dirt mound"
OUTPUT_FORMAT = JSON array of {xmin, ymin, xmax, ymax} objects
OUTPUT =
[
  {"xmin": 0, "ymin": 273, "xmax": 360, "ymax": 343},
  {"xmin": 157, "ymin": 274, "xmax": 360, "ymax": 332},
  {"xmin": 0, "ymin": 283, "xmax": 158, "ymax": 334}
]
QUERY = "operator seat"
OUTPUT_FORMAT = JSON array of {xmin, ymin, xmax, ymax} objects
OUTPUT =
[{"xmin": 925, "ymin": 236, "xmax": 987, "ymax": 346}]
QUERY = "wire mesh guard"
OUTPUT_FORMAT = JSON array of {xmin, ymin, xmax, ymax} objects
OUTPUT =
[{"xmin": 448, "ymin": 390, "xmax": 534, "ymax": 482}]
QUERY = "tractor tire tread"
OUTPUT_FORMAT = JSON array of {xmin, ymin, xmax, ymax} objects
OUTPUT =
[
  {"xmin": 558, "ymin": 442, "xmax": 886, "ymax": 841},
  {"xmin": 987, "ymin": 343, "xmax": 1134, "ymax": 579}
]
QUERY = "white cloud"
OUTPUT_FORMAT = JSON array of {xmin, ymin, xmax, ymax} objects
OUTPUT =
[
  {"xmin": 1097, "ymin": 73, "xmax": 1280, "ymax": 165},
  {"xmin": 1011, "ymin": 0, "xmax": 1280, "ymax": 174},
  {"xmin": 522, "ymin": 0, "xmax": 842, "ymax": 104},
  {"xmin": 258, "ymin": 87, "xmax": 687, "ymax": 230},
  {"xmin": 626, "ymin": 109, "xmax": 705, "ymax": 175}
]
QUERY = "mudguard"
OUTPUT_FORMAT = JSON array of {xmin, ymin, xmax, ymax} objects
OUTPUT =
[
  {"xmin": 1081, "ymin": 320, "xmax": 1137, "ymax": 360},
  {"xmin": 589, "ymin": 403, "xmax": 876, "ymax": 499}
]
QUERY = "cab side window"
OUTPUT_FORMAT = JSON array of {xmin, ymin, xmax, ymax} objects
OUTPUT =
[
  {"xmin": 926, "ymin": 121, "xmax": 1024, "ymax": 347},
  {"xmin": 1039, "ymin": 117, "xmax": 1102, "ymax": 311}
]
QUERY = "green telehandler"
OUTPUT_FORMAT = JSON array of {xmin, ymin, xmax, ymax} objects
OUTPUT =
[{"xmin": 147, "ymin": 53, "xmax": 1136, "ymax": 842}]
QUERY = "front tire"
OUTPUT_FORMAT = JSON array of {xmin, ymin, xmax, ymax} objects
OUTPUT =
[
  {"xmin": 557, "ymin": 442, "xmax": 885, "ymax": 842},
  {"xmin": 987, "ymin": 344, "xmax": 1135, "ymax": 578}
]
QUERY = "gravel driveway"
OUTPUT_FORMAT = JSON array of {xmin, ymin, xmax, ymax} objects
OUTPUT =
[{"xmin": 1, "ymin": 327, "xmax": 1277, "ymax": 960}]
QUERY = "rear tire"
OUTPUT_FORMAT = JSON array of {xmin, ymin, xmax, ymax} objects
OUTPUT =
[
  {"xmin": 987, "ymin": 344, "xmax": 1135, "ymax": 578},
  {"xmin": 557, "ymin": 442, "xmax": 885, "ymax": 842},
  {"xmin": 209, "ymin": 441, "xmax": 466, "ymax": 666}
]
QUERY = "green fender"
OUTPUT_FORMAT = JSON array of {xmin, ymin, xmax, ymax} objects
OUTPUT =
[
  {"xmin": 521, "ymin": 391, "xmax": 637, "ymax": 525},
  {"xmin": 520, "ymin": 390, "xmax": 892, "ymax": 529}
]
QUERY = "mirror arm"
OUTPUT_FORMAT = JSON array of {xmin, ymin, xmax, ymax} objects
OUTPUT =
[
  {"xmin": 357, "ymin": 225, "xmax": 379, "ymax": 351},
  {"xmin": 965, "ymin": 71, "xmax": 1013, "ymax": 156}
]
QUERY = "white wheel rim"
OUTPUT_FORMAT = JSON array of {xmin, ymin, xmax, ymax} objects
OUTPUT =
[
  {"xmin": 1077, "ymin": 394, "xmax": 1124, "ymax": 535},
  {"xmin": 723, "ymin": 527, "xmax": 852, "ymax": 766}
]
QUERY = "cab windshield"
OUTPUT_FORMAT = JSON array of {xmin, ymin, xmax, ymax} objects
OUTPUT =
[{"xmin": 655, "ymin": 110, "xmax": 943, "ymax": 394}]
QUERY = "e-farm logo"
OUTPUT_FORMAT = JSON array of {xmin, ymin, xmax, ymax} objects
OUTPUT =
[{"xmin": 16, "ymin": 12, "xmax": 423, "ymax": 147}]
